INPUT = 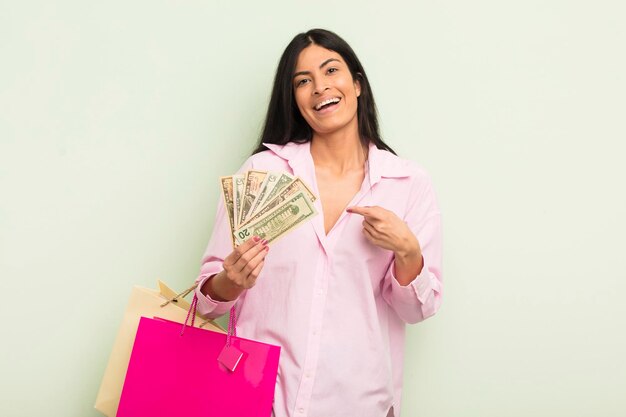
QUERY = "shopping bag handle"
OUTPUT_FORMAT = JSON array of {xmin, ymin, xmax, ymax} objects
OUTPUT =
[
  {"xmin": 180, "ymin": 295, "xmax": 199, "ymax": 335},
  {"xmin": 180, "ymin": 295, "xmax": 237, "ymax": 341},
  {"xmin": 226, "ymin": 306, "xmax": 237, "ymax": 346},
  {"xmin": 160, "ymin": 283, "xmax": 197, "ymax": 307}
]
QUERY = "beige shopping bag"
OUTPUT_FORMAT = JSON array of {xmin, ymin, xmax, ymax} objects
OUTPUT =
[{"xmin": 94, "ymin": 280, "xmax": 224, "ymax": 417}]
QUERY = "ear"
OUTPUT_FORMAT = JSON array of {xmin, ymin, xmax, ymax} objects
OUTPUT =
[{"xmin": 354, "ymin": 72, "xmax": 363, "ymax": 97}]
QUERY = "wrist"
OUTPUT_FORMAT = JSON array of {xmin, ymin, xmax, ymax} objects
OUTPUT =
[
  {"xmin": 394, "ymin": 238, "xmax": 421, "ymax": 260},
  {"xmin": 393, "ymin": 238, "xmax": 424, "ymax": 283},
  {"xmin": 393, "ymin": 246, "xmax": 424, "ymax": 285},
  {"xmin": 201, "ymin": 271, "xmax": 243, "ymax": 302}
]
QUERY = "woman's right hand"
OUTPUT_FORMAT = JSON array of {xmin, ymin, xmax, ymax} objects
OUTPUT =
[
  {"xmin": 223, "ymin": 236, "xmax": 269, "ymax": 289},
  {"xmin": 200, "ymin": 236, "xmax": 269, "ymax": 301}
]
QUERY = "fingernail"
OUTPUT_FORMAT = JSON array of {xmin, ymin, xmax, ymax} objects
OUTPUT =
[
  {"xmin": 264, "ymin": 245, "xmax": 270, "ymax": 251},
  {"xmin": 253, "ymin": 236, "xmax": 261, "ymax": 242},
  {"xmin": 261, "ymin": 239, "xmax": 269, "ymax": 245}
]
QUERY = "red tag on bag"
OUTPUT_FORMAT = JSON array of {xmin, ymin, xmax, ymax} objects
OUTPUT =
[{"xmin": 217, "ymin": 344, "xmax": 244, "ymax": 372}]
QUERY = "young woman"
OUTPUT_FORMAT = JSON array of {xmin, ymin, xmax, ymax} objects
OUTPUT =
[{"xmin": 195, "ymin": 29, "xmax": 443, "ymax": 417}]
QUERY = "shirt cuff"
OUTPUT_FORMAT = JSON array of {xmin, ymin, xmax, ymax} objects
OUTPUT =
[
  {"xmin": 194, "ymin": 273, "xmax": 237, "ymax": 318},
  {"xmin": 390, "ymin": 259, "xmax": 435, "ymax": 305}
]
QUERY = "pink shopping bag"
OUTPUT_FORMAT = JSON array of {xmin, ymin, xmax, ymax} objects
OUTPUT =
[{"xmin": 116, "ymin": 297, "xmax": 281, "ymax": 417}]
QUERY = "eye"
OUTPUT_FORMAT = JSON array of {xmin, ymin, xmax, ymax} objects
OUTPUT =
[
  {"xmin": 295, "ymin": 78, "xmax": 310, "ymax": 87},
  {"xmin": 327, "ymin": 67, "xmax": 338, "ymax": 74}
]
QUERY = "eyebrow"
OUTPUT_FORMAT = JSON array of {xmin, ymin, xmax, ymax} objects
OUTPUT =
[{"xmin": 293, "ymin": 58, "xmax": 341, "ymax": 78}]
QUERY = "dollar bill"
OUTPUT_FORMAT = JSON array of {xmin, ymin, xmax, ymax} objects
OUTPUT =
[
  {"xmin": 248, "ymin": 171, "xmax": 280, "ymax": 219},
  {"xmin": 219, "ymin": 176, "xmax": 236, "ymax": 247},
  {"xmin": 232, "ymin": 174, "xmax": 245, "ymax": 229},
  {"xmin": 258, "ymin": 172, "xmax": 294, "ymax": 209},
  {"xmin": 240, "ymin": 177, "xmax": 315, "ymax": 227},
  {"xmin": 239, "ymin": 170, "xmax": 267, "ymax": 225},
  {"xmin": 234, "ymin": 191, "xmax": 317, "ymax": 245},
  {"xmin": 249, "ymin": 171, "xmax": 294, "ymax": 219}
]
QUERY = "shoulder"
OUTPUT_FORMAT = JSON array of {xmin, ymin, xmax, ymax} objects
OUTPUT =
[
  {"xmin": 373, "ymin": 148, "xmax": 440, "ymax": 217},
  {"xmin": 241, "ymin": 142, "xmax": 305, "ymax": 171},
  {"xmin": 371, "ymin": 146, "xmax": 433, "ymax": 185},
  {"xmin": 373, "ymin": 147, "xmax": 438, "ymax": 209},
  {"xmin": 247, "ymin": 150, "xmax": 284, "ymax": 165}
]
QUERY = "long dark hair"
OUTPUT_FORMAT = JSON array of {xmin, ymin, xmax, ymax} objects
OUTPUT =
[{"xmin": 252, "ymin": 29, "xmax": 396, "ymax": 155}]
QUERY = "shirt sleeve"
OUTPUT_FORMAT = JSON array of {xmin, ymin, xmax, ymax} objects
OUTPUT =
[
  {"xmin": 380, "ymin": 173, "xmax": 443, "ymax": 324},
  {"xmin": 194, "ymin": 157, "xmax": 254, "ymax": 319}
]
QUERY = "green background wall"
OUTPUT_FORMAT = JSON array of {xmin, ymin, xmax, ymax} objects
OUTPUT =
[{"xmin": 1, "ymin": 1, "xmax": 625, "ymax": 416}]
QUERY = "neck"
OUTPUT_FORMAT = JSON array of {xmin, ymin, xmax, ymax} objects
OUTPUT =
[{"xmin": 310, "ymin": 131, "xmax": 367, "ymax": 174}]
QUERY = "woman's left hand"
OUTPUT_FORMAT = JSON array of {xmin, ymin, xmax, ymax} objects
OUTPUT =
[
  {"xmin": 346, "ymin": 205, "xmax": 421, "ymax": 258},
  {"xmin": 347, "ymin": 205, "xmax": 424, "ymax": 284}
]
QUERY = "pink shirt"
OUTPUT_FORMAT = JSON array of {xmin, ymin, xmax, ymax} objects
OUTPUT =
[{"xmin": 195, "ymin": 141, "xmax": 443, "ymax": 417}]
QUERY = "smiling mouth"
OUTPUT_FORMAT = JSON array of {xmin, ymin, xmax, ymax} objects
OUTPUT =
[{"xmin": 314, "ymin": 97, "xmax": 341, "ymax": 111}]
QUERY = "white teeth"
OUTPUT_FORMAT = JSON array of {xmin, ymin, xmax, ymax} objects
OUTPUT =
[{"xmin": 315, "ymin": 98, "xmax": 340, "ymax": 110}]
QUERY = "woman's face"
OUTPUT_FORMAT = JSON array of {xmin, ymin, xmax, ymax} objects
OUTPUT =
[{"xmin": 292, "ymin": 44, "xmax": 361, "ymax": 136}]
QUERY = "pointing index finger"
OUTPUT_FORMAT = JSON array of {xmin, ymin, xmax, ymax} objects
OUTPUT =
[{"xmin": 346, "ymin": 206, "xmax": 371, "ymax": 216}]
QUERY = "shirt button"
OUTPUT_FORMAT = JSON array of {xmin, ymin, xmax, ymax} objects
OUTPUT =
[{"xmin": 298, "ymin": 408, "xmax": 304, "ymax": 413}]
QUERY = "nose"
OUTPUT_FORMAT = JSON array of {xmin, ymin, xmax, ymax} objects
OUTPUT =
[{"xmin": 312, "ymin": 81, "xmax": 329, "ymax": 95}]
